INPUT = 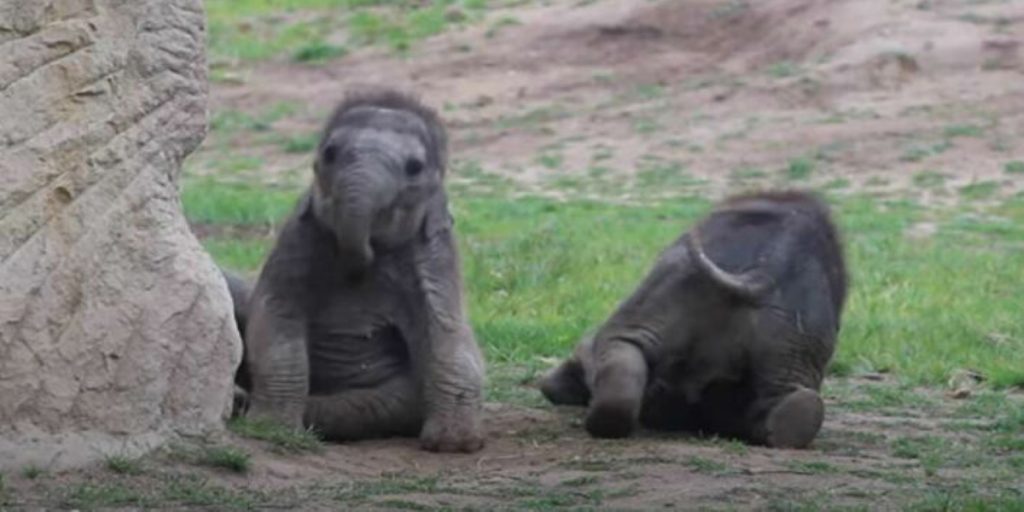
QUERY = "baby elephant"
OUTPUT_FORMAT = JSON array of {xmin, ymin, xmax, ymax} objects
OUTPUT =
[
  {"xmin": 229, "ymin": 89, "xmax": 486, "ymax": 453},
  {"xmin": 539, "ymin": 190, "xmax": 848, "ymax": 449}
]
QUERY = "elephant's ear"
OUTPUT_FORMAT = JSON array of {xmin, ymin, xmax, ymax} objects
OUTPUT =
[{"xmin": 421, "ymin": 190, "xmax": 454, "ymax": 241}]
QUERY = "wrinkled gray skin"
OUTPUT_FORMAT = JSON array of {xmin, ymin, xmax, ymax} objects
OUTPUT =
[
  {"xmin": 539, "ymin": 190, "xmax": 848, "ymax": 449},
  {"xmin": 225, "ymin": 90, "xmax": 486, "ymax": 453},
  {"xmin": 221, "ymin": 269, "xmax": 253, "ymax": 411}
]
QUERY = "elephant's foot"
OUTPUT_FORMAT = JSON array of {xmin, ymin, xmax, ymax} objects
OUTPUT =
[
  {"xmin": 585, "ymin": 394, "xmax": 640, "ymax": 438},
  {"xmin": 539, "ymin": 358, "xmax": 590, "ymax": 406},
  {"xmin": 420, "ymin": 411, "xmax": 485, "ymax": 453},
  {"xmin": 585, "ymin": 342, "xmax": 647, "ymax": 439},
  {"xmin": 762, "ymin": 387, "xmax": 824, "ymax": 449}
]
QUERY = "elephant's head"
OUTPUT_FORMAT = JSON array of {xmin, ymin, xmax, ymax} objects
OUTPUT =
[{"xmin": 308, "ymin": 92, "xmax": 448, "ymax": 276}]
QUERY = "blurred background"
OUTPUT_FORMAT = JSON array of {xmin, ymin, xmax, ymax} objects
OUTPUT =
[{"xmin": 186, "ymin": 0, "xmax": 1024, "ymax": 389}]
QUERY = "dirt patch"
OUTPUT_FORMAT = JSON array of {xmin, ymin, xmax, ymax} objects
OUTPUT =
[
  {"xmin": 6, "ymin": 376, "xmax": 1021, "ymax": 510},
  {"xmin": 190, "ymin": 0, "xmax": 1024, "ymax": 207}
]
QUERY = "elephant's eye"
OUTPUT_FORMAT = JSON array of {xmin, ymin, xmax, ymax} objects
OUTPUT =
[
  {"xmin": 321, "ymin": 144, "xmax": 338, "ymax": 166},
  {"xmin": 404, "ymin": 158, "xmax": 424, "ymax": 177}
]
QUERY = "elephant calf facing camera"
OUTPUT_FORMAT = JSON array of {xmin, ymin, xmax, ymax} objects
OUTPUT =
[
  {"xmin": 224, "ymin": 89, "xmax": 486, "ymax": 453},
  {"xmin": 540, "ymin": 190, "xmax": 848, "ymax": 449}
]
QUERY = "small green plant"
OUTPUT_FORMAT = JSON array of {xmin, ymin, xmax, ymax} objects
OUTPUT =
[
  {"xmin": 891, "ymin": 435, "xmax": 947, "ymax": 460},
  {"xmin": 228, "ymin": 416, "xmax": 323, "ymax": 453},
  {"xmin": 21, "ymin": 465, "xmax": 45, "ymax": 480},
  {"xmin": 959, "ymin": 181, "xmax": 999, "ymax": 201},
  {"xmin": 913, "ymin": 170, "xmax": 946, "ymax": 188},
  {"xmin": 105, "ymin": 455, "xmax": 144, "ymax": 475},
  {"xmin": 293, "ymin": 41, "xmax": 347, "ymax": 63},
  {"xmin": 784, "ymin": 157, "xmax": 814, "ymax": 180},
  {"xmin": 1004, "ymin": 161, "xmax": 1024, "ymax": 174},
  {"xmin": 785, "ymin": 460, "xmax": 837, "ymax": 474},
  {"xmin": 767, "ymin": 61, "xmax": 799, "ymax": 78},
  {"xmin": 901, "ymin": 140, "xmax": 951, "ymax": 162},
  {"xmin": 535, "ymin": 153, "xmax": 564, "ymax": 170},
  {"xmin": 719, "ymin": 439, "xmax": 749, "ymax": 456},
  {"xmin": 633, "ymin": 83, "xmax": 665, "ymax": 100},
  {"xmin": 685, "ymin": 456, "xmax": 732, "ymax": 475},
  {"xmin": 633, "ymin": 118, "xmax": 660, "ymax": 135},
  {"xmin": 200, "ymin": 446, "xmax": 251, "ymax": 473},
  {"xmin": 827, "ymin": 358, "xmax": 854, "ymax": 377},
  {"xmin": 282, "ymin": 133, "xmax": 319, "ymax": 154},
  {"xmin": 824, "ymin": 178, "xmax": 851, "ymax": 190},
  {"xmin": 943, "ymin": 124, "xmax": 984, "ymax": 138}
]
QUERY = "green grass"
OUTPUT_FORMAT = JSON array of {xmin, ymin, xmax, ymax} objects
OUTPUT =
[
  {"xmin": 784, "ymin": 460, "xmax": 839, "ymax": 474},
  {"xmin": 205, "ymin": 0, "xmax": 492, "ymax": 61},
  {"xmin": 228, "ymin": 416, "xmax": 323, "ymax": 453},
  {"xmin": 634, "ymin": 161, "xmax": 703, "ymax": 190},
  {"xmin": 535, "ymin": 153, "xmax": 563, "ymax": 170},
  {"xmin": 633, "ymin": 117, "xmax": 661, "ymax": 135},
  {"xmin": 784, "ymin": 157, "xmax": 814, "ymax": 180},
  {"xmin": 65, "ymin": 483, "xmax": 149, "ymax": 509},
  {"xmin": 199, "ymin": 447, "xmax": 251, "ymax": 474},
  {"xmin": 901, "ymin": 140, "xmax": 952, "ymax": 162},
  {"xmin": 281, "ymin": 133, "xmax": 320, "ymax": 154},
  {"xmin": 21, "ymin": 465, "xmax": 44, "ymax": 480},
  {"xmin": 105, "ymin": 455, "xmax": 144, "ymax": 476},
  {"xmin": 913, "ymin": 170, "xmax": 947, "ymax": 188},
  {"xmin": 943, "ymin": 124, "xmax": 985, "ymax": 138},
  {"xmin": 1004, "ymin": 161, "xmax": 1024, "ymax": 174},
  {"xmin": 182, "ymin": 177, "xmax": 301, "ymax": 226},
  {"xmin": 767, "ymin": 60, "xmax": 800, "ymax": 78},
  {"xmin": 685, "ymin": 456, "xmax": 733, "ymax": 475},
  {"xmin": 292, "ymin": 41, "xmax": 348, "ymax": 63},
  {"xmin": 959, "ymin": 181, "xmax": 999, "ymax": 201},
  {"xmin": 183, "ymin": 179, "xmax": 1024, "ymax": 388}
]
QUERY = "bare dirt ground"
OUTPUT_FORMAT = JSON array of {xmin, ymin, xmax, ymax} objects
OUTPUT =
[
  {"xmin": 8, "ymin": 375, "xmax": 1023, "ymax": 510},
  {"xmin": 194, "ymin": 0, "xmax": 1024, "ymax": 205},
  {"xmin": 9, "ymin": 1, "xmax": 1024, "ymax": 510}
]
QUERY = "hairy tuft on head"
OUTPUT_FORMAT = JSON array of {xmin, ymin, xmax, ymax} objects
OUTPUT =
[
  {"xmin": 321, "ymin": 87, "xmax": 449, "ymax": 174},
  {"xmin": 717, "ymin": 188, "xmax": 829, "ymax": 211}
]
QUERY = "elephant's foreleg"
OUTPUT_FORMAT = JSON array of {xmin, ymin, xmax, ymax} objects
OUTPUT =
[
  {"xmin": 585, "ymin": 340, "xmax": 647, "ymax": 438},
  {"xmin": 743, "ymin": 384, "xmax": 824, "ymax": 449},
  {"xmin": 413, "ymin": 226, "xmax": 486, "ymax": 453},
  {"xmin": 743, "ymin": 346, "xmax": 826, "ymax": 449},
  {"xmin": 304, "ymin": 374, "xmax": 422, "ymax": 441},
  {"xmin": 244, "ymin": 293, "xmax": 310, "ymax": 430}
]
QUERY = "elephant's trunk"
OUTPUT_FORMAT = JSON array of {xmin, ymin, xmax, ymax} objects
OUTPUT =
[
  {"xmin": 335, "ymin": 209, "xmax": 374, "ymax": 274},
  {"xmin": 333, "ymin": 168, "xmax": 391, "ymax": 276},
  {"xmin": 686, "ymin": 229, "xmax": 773, "ymax": 301}
]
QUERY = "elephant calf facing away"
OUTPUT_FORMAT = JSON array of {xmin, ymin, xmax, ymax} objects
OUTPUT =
[
  {"xmin": 229, "ymin": 89, "xmax": 486, "ymax": 453},
  {"xmin": 539, "ymin": 190, "xmax": 848, "ymax": 449}
]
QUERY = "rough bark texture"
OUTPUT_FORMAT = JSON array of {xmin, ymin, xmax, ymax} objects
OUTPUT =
[{"xmin": 0, "ymin": 0, "xmax": 241, "ymax": 470}]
